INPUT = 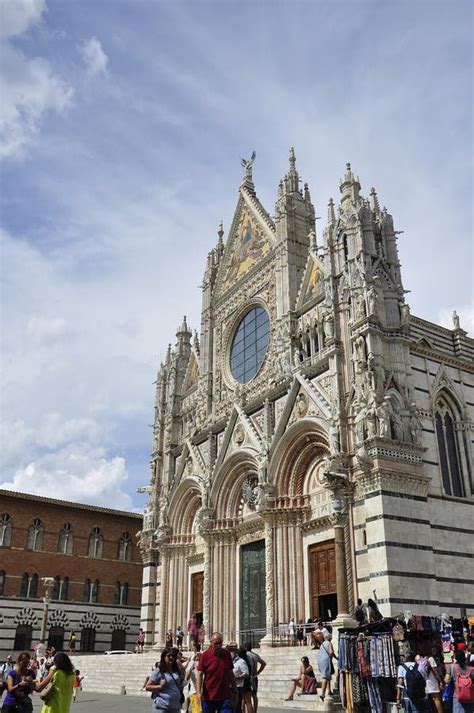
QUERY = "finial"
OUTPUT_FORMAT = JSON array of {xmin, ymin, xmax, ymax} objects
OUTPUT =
[
  {"xmin": 289, "ymin": 146, "xmax": 296, "ymax": 170},
  {"xmin": 217, "ymin": 221, "xmax": 224, "ymax": 240},
  {"xmin": 240, "ymin": 151, "xmax": 256, "ymax": 182},
  {"xmin": 166, "ymin": 343, "xmax": 172, "ymax": 363},
  {"xmin": 327, "ymin": 197, "xmax": 336, "ymax": 225},
  {"xmin": 344, "ymin": 162, "xmax": 354, "ymax": 182},
  {"xmin": 369, "ymin": 187, "xmax": 380, "ymax": 214},
  {"xmin": 304, "ymin": 182, "xmax": 312, "ymax": 202}
]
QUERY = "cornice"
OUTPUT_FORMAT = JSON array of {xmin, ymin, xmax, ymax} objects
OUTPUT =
[{"xmin": 410, "ymin": 343, "xmax": 474, "ymax": 372}]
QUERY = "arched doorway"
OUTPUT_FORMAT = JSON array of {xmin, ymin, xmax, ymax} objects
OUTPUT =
[{"xmin": 48, "ymin": 626, "xmax": 64, "ymax": 651}]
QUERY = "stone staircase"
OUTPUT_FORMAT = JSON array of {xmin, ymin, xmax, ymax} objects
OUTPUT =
[{"xmin": 71, "ymin": 646, "xmax": 341, "ymax": 710}]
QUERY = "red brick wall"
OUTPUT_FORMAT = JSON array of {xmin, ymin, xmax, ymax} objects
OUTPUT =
[{"xmin": 0, "ymin": 492, "xmax": 143, "ymax": 606}]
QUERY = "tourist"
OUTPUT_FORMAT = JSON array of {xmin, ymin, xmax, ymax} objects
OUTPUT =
[
  {"xmin": 166, "ymin": 630, "xmax": 174, "ymax": 648},
  {"xmin": 285, "ymin": 656, "xmax": 317, "ymax": 700},
  {"xmin": 396, "ymin": 652, "xmax": 431, "ymax": 713},
  {"xmin": 288, "ymin": 618, "xmax": 296, "ymax": 645},
  {"xmin": 444, "ymin": 650, "xmax": 474, "ymax": 713},
  {"xmin": 137, "ymin": 627, "xmax": 146, "ymax": 654},
  {"xmin": 296, "ymin": 621, "xmax": 305, "ymax": 647},
  {"xmin": 419, "ymin": 652, "xmax": 444, "ymax": 713},
  {"xmin": 2, "ymin": 650, "xmax": 36, "ymax": 713},
  {"xmin": 68, "ymin": 631, "xmax": 77, "ymax": 656},
  {"xmin": 311, "ymin": 621, "xmax": 329, "ymax": 649},
  {"xmin": 176, "ymin": 626, "xmax": 185, "ymax": 651},
  {"xmin": 196, "ymin": 632, "xmax": 235, "ymax": 713},
  {"xmin": 36, "ymin": 652, "xmax": 75, "ymax": 713},
  {"xmin": 318, "ymin": 633, "xmax": 336, "ymax": 703},
  {"xmin": 304, "ymin": 618, "xmax": 313, "ymax": 646},
  {"xmin": 188, "ymin": 615, "xmax": 198, "ymax": 646},
  {"xmin": 185, "ymin": 642, "xmax": 202, "ymax": 713},
  {"xmin": 72, "ymin": 669, "xmax": 84, "ymax": 702},
  {"xmin": 231, "ymin": 648, "xmax": 253, "ymax": 713},
  {"xmin": 367, "ymin": 592, "xmax": 383, "ymax": 622},
  {"xmin": 354, "ymin": 598, "xmax": 367, "ymax": 626},
  {"xmin": 146, "ymin": 648, "xmax": 184, "ymax": 713},
  {"xmin": 245, "ymin": 643, "xmax": 266, "ymax": 713},
  {"xmin": 1, "ymin": 656, "xmax": 14, "ymax": 694}
]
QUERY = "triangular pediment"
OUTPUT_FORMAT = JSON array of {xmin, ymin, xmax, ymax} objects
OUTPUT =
[
  {"xmin": 215, "ymin": 188, "xmax": 275, "ymax": 298},
  {"xmin": 183, "ymin": 352, "xmax": 199, "ymax": 394},
  {"xmin": 175, "ymin": 440, "xmax": 207, "ymax": 482},
  {"xmin": 297, "ymin": 251, "xmax": 325, "ymax": 310},
  {"xmin": 213, "ymin": 404, "xmax": 262, "ymax": 472}
]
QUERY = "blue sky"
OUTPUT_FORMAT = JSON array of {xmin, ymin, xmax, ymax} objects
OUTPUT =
[{"xmin": 0, "ymin": 0, "xmax": 472, "ymax": 511}]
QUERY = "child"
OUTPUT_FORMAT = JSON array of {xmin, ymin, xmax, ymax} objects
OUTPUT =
[{"xmin": 73, "ymin": 670, "xmax": 83, "ymax": 701}]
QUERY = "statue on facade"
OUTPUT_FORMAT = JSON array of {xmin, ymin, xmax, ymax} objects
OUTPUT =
[
  {"xmin": 399, "ymin": 302, "xmax": 410, "ymax": 325},
  {"xmin": 391, "ymin": 403, "xmax": 405, "ymax": 441},
  {"xmin": 409, "ymin": 406, "xmax": 423, "ymax": 444},
  {"xmin": 142, "ymin": 503, "xmax": 154, "ymax": 532},
  {"xmin": 365, "ymin": 399, "xmax": 377, "ymax": 439},
  {"xmin": 377, "ymin": 397, "xmax": 392, "ymax": 438},
  {"xmin": 329, "ymin": 418, "xmax": 341, "ymax": 454},
  {"xmin": 367, "ymin": 285, "xmax": 378, "ymax": 315},
  {"xmin": 323, "ymin": 313, "xmax": 335, "ymax": 340},
  {"xmin": 353, "ymin": 334, "xmax": 367, "ymax": 373},
  {"xmin": 241, "ymin": 151, "xmax": 256, "ymax": 180},
  {"xmin": 452, "ymin": 310, "xmax": 460, "ymax": 330},
  {"xmin": 355, "ymin": 292, "xmax": 366, "ymax": 320}
]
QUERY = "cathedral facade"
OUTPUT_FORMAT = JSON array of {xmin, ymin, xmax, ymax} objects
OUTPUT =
[{"xmin": 138, "ymin": 151, "xmax": 474, "ymax": 646}]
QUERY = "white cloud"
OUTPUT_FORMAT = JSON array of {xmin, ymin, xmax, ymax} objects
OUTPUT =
[
  {"xmin": 0, "ymin": 0, "xmax": 46, "ymax": 40},
  {"xmin": 26, "ymin": 316, "xmax": 69, "ymax": 343},
  {"xmin": 0, "ymin": 1, "xmax": 73, "ymax": 158},
  {"xmin": 80, "ymin": 37, "xmax": 108, "ymax": 76},
  {"xmin": 0, "ymin": 443, "xmax": 133, "ymax": 509}
]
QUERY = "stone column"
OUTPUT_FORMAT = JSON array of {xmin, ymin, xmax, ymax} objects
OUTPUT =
[
  {"xmin": 140, "ymin": 553, "xmax": 157, "ymax": 647},
  {"xmin": 261, "ymin": 516, "xmax": 275, "ymax": 644},
  {"xmin": 202, "ymin": 536, "xmax": 212, "ymax": 643},
  {"xmin": 331, "ymin": 513, "xmax": 350, "ymax": 617},
  {"xmin": 158, "ymin": 548, "xmax": 169, "ymax": 646}
]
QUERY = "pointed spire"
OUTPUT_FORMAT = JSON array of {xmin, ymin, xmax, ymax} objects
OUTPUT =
[
  {"xmin": 369, "ymin": 187, "xmax": 380, "ymax": 214},
  {"xmin": 177, "ymin": 316, "xmax": 191, "ymax": 337},
  {"xmin": 327, "ymin": 197, "xmax": 336, "ymax": 226},
  {"xmin": 289, "ymin": 146, "xmax": 296, "ymax": 171},
  {"xmin": 283, "ymin": 146, "xmax": 300, "ymax": 193},
  {"xmin": 217, "ymin": 221, "xmax": 224, "ymax": 240},
  {"xmin": 308, "ymin": 228, "xmax": 317, "ymax": 251},
  {"xmin": 166, "ymin": 343, "xmax": 172, "ymax": 364},
  {"xmin": 216, "ymin": 221, "xmax": 224, "ymax": 257},
  {"xmin": 340, "ymin": 161, "xmax": 361, "ymax": 205},
  {"xmin": 193, "ymin": 330, "xmax": 200, "ymax": 354}
]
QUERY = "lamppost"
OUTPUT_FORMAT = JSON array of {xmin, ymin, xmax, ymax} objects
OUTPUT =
[{"xmin": 39, "ymin": 577, "xmax": 54, "ymax": 655}]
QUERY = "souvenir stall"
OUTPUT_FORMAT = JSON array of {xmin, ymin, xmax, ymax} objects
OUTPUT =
[{"xmin": 336, "ymin": 614, "xmax": 469, "ymax": 713}]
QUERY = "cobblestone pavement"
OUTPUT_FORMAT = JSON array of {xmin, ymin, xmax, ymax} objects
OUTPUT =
[{"xmin": 70, "ymin": 693, "xmax": 288, "ymax": 712}]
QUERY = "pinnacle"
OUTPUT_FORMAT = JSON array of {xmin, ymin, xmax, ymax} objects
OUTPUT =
[{"xmin": 217, "ymin": 221, "xmax": 224, "ymax": 240}]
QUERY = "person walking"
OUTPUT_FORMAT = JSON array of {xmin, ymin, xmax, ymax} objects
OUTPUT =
[
  {"xmin": 137, "ymin": 628, "xmax": 146, "ymax": 654},
  {"xmin": 396, "ymin": 653, "xmax": 431, "ymax": 713},
  {"xmin": 1, "ymin": 656, "xmax": 14, "ymax": 695},
  {"xmin": 176, "ymin": 626, "xmax": 185, "ymax": 651},
  {"xmin": 2, "ymin": 651, "xmax": 36, "ymax": 713},
  {"xmin": 72, "ymin": 670, "xmax": 84, "ymax": 702},
  {"xmin": 146, "ymin": 649, "xmax": 184, "ymax": 713},
  {"xmin": 184, "ymin": 642, "xmax": 202, "ymax": 713},
  {"xmin": 68, "ymin": 631, "xmax": 77, "ymax": 656},
  {"xmin": 444, "ymin": 650, "xmax": 474, "ymax": 713},
  {"xmin": 245, "ymin": 643, "xmax": 266, "ymax": 713},
  {"xmin": 318, "ymin": 633, "xmax": 336, "ymax": 703},
  {"xmin": 36, "ymin": 652, "xmax": 75, "ymax": 713},
  {"xmin": 196, "ymin": 632, "xmax": 235, "ymax": 713},
  {"xmin": 231, "ymin": 648, "xmax": 254, "ymax": 713},
  {"xmin": 188, "ymin": 615, "xmax": 198, "ymax": 647}
]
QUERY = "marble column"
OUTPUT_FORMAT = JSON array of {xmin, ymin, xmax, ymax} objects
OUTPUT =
[
  {"xmin": 202, "ymin": 536, "xmax": 212, "ymax": 642},
  {"xmin": 140, "ymin": 553, "xmax": 157, "ymax": 647},
  {"xmin": 261, "ymin": 516, "xmax": 275, "ymax": 643},
  {"xmin": 158, "ymin": 548, "xmax": 169, "ymax": 646},
  {"xmin": 332, "ymin": 513, "xmax": 350, "ymax": 616}
]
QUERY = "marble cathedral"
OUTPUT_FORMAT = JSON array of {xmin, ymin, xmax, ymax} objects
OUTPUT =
[{"xmin": 138, "ymin": 151, "xmax": 474, "ymax": 646}]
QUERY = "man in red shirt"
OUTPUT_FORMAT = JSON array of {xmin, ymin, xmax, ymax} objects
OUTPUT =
[{"xmin": 196, "ymin": 632, "xmax": 235, "ymax": 713}]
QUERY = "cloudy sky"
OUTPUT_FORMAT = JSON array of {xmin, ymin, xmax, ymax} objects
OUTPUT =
[{"xmin": 1, "ymin": 0, "xmax": 472, "ymax": 511}]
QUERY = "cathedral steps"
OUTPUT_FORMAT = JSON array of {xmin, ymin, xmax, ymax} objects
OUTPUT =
[{"xmin": 71, "ymin": 647, "xmax": 341, "ymax": 709}]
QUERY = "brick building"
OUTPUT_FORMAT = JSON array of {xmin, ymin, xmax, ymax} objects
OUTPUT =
[{"xmin": 0, "ymin": 490, "xmax": 143, "ymax": 658}]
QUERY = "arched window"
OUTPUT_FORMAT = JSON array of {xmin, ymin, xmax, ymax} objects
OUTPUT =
[
  {"xmin": 0, "ymin": 514, "xmax": 12, "ymax": 547},
  {"xmin": 14, "ymin": 624, "xmax": 32, "ymax": 651},
  {"xmin": 118, "ymin": 532, "xmax": 132, "ymax": 561},
  {"xmin": 435, "ymin": 394, "xmax": 466, "ymax": 498},
  {"xmin": 26, "ymin": 518, "xmax": 44, "ymax": 551},
  {"xmin": 114, "ymin": 581, "xmax": 128, "ymax": 605},
  {"xmin": 83, "ymin": 578, "xmax": 99, "ymax": 603},
  {"xmin": 52, "ymin": 575, "xmax": 69, "ymax": 601},
  {"xmin": 88, "ymin": 527, "xmax": 103, "ymax": 558},
  {"xmin": 0, "ymin": 569, "xmax": 5, "ymax": 595},
  {"xmin": 58, "ymin": 523, "xmax": 73, "ymax": 555},
  {"xmin": 20, "ymin": 572, "xmax": 38, "ymax": 598},
  {"xmin": 111, "ymin": 628, "xmax": 126, "ymax": 650}
]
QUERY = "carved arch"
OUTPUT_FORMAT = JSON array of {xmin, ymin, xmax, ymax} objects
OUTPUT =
[
  {"xmin": 168, "ymin": 478, "xmax": 203, "ymax": 535},
  {"xmin": 79, "ymin": 611, "xmax": 100, "ymax": 629},
  {"xmin": 269, "ymin": 419, "xmax": 329, "ymax": 498},
  {"xmin": 48, "ymin": 609, "xmax": 70, "ymax": 628},
  {"xmin": 210, "ymin": 451, "xmax": 258, "ymax": 521},
  {"xmin": 14, "ymin": 607, "xmax": 38, "ymax": 626}
]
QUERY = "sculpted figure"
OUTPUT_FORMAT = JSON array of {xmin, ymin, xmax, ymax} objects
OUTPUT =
[
  {"xmin": 329, "ymin": 418, "xmax": 341, "ymax": 454},
  {"xmin": 366, "ymin": 400, "xmax": 377, "ymax": 439},
  {"xmin": 143, "ymin": 504, "xmax": 154, "ymax": 531},
  {"xmin": 399, "ymin": 302, "xmax": 410, "ymax": 325},
  {"xmin": 409, "ymin": 408, "xmax": 423, "ymax": 444},
  {"xmin": 355, "ymin": 292, "xmax": 366, "ymax": 319},
  {"xmin": 391, "ymin": 404, "xmax": 405, "ymax": 441},
  {"xmin": 354, "ymin": 335, "xmax": 367, "ymax": 371},
  {"xmin": 367, "ymin": 285, "xmax": 378, "ymax": 315},
  {"xmin": 377, "ymin": 397, "xmax": 392, "ymax": 438},
  {"xmin": 323, "ymin": 313, "xmax": 335, "ymax": 340},
  {"xmin": 452, "ymin": 310, "xmax": 460, "ymax": 330}
]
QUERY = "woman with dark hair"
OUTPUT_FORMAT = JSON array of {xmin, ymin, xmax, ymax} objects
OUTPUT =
[
  {"xmin": 36, "ymin": 652, "xmax": 74, "ymax": 713},
  {"xmin": 146, "ymin": 648, "xmax": 184, "ymax": 713},
  {"xmin": 444, "ymin": 650, "xmax": 474, "ymax": 713},
  {"xmin": 2, "ymin": 651, "xmax": 36, "ymax": 713},
  {"xmin": 285, "ymin": 656, "xmax": 317, "ymax": 700}
]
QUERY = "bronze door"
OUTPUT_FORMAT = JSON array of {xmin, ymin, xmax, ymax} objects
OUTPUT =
[
  {"xmin": 191, "ymin": 572, "xmax": 204, "ymax": 626},
  {"xmin": 240, "ymin": 540, "xmax": 266, "ymax": 635},
  {"xmin": 308, "ymin": 540, "xmax": 337, "ymax": 619}
]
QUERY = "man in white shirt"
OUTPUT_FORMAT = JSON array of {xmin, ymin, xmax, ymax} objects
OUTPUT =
[
  {"xmin": 245, "ymin": 643, "xmax": 266, "ymax": 713},
  {"xmin": 396, "ymin": 657, "xmax": 431, "ymax": 713}
]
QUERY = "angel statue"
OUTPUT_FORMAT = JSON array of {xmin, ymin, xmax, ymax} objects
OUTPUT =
[{"xmin": 241, "ymin": 151, "xmax": 256, "ymax": 180}]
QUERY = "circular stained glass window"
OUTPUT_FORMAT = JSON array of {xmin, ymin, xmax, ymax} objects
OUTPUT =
[{"xmin": 230, "ymin": 306, "xmax": 270, "ymax": 383}]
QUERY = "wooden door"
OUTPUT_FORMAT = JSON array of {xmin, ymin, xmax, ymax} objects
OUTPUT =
[
  {"xmin": 191, "ymin": 572, "xmax": 204, "ymax": 619},
  {"xmin": 308, "ymin": 540, "xmax": 336, "ymax": 618}
]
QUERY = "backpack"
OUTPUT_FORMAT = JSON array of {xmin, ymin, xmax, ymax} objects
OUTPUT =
[
  {"xmin": 403, "ymin": 663, "xmax": 426, "ymax": 701},
  {"xmin": 454, "ymin": 664, "xmax": 474, "ymax": 705}
]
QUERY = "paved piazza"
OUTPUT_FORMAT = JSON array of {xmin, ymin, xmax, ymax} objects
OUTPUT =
[{"xmin": 73, "ymin": 693, "xmax": 288, "ymax": 713}]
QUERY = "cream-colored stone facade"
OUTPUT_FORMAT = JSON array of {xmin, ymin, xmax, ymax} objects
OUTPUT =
[{"xmin": 138, "ymin": 152, "xmax": 474, "ymax": 646}]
